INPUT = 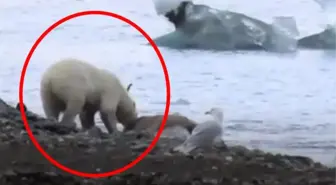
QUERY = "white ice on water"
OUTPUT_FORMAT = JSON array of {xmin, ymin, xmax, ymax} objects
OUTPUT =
[
  {"xmin": 314, "ymin": 0, "xmax": 336, "ymax": 27},
  {"xmin": 152, "ymin": 1, "xmax": 299, "ymax": 52}
]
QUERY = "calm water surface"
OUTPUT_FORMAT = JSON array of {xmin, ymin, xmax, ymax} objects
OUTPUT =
[{"xmin": 0, "ymin": 0, "xmax": 335, "ymax": 165}]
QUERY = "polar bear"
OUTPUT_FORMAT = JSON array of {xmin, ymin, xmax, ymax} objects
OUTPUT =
[{"xmin": 40, "ymin": 58, "xmax": 138, "ymax": 135}]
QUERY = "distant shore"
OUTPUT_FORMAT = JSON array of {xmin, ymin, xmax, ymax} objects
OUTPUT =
[{"xmin": 0, "ymin": 98, "xmax": 335, "ymax": 185}]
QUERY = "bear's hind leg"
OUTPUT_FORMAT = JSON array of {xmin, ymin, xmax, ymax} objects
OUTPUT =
[
  {"xmin": 42, "ymin": 103, "xmax": 61, "ymax": 122},
  {"xmin": 41, "ymin": 93, "xmax": 61, "ymax": 122},
  {"xmin": 79, "ymin": 108, "xmax": 96, "ymax": 130},
  {"xmin": 60, "ymin": 99, "xmax": 84, "ymax": 127}
]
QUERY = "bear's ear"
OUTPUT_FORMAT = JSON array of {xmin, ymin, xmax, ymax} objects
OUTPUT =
[{"xmin": 126, "ymin": 83, "xmax": 133, "ymax": 92}]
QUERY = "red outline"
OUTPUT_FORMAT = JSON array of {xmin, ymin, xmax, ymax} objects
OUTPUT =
[{"xmin": 18, "ymin": 10, "xmax": 170, "ymax": 178}]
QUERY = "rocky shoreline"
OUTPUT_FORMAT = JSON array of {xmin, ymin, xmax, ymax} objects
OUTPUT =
[{"xmin": 0, "ymin": 98, "xmax": 335, "ymax": 185}]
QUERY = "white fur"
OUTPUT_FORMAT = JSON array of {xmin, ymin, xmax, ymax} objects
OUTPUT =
[
  {"xmin": 40, "ymin": 58, "xmax": 137, "ymax": 134},
  {"xmin": 153, "ymin": 0, "xmax": 188, "ymax": 15}
]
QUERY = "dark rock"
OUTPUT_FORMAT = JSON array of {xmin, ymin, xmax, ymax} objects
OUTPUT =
[{"xmin": 15, "ymin": 102, "xmax": 27, "ymax": 112}]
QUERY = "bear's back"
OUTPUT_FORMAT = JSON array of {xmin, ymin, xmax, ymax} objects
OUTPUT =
[
  {"xmin": 42, "ymin": 58, "xmax": 100, "ymax": 84},
  {"xmin": 41, "ymin": 58, "xmax": 105, "ymax": 103}
]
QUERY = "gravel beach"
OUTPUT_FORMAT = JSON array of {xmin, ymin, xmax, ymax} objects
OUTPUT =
[{"xmin": 0, "ymin": 98, "xmax": 335, "ymax": 185}]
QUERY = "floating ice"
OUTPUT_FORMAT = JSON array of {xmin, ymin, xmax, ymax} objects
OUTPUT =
[{"xmin": 152, "ymin": 1, "xmax": 299, "ymax": 52}]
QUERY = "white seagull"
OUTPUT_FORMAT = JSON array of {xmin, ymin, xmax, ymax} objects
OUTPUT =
[{"xmin": 173, "ymin": 107, "xmax": 224, "ymax": 154}]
